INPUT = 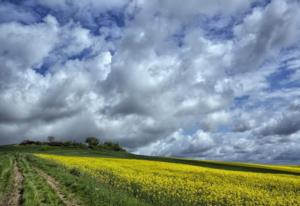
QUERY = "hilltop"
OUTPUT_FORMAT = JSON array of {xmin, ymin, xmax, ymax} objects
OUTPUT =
[
  {"xmin": 1, "ymin": 144, "xmax": 299, "ymax": 176},
  {"xmin": 0, "ymin": 145, "xmax": 299, "ymax": 206}
]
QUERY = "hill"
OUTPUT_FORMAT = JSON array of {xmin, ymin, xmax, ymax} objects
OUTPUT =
[{"xmin": 0, "ymin": 145, "xmax": 299, "ymax": 206}]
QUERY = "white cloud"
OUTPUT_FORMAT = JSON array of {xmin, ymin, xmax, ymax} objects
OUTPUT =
[
  {"xmin": 202, "ymin": 111, "xmax": 231, "ymax": 131},
  {"xmin": 0, "ymin": 15, "xmax": 58, "ymax": 71},
  {"xmin": 230, "ymin": 0, "xmax": 300, "ymax": 73}
]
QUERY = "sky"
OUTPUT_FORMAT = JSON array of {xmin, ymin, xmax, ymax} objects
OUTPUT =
[{"xmin": 0, "ymin": 0, "xmax": 300, "ymax": 163}]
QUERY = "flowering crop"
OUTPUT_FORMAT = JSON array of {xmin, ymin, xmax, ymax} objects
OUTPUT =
[{"xmin": 36, "ymin": 154, "xmax": 300, "ymax": 206}]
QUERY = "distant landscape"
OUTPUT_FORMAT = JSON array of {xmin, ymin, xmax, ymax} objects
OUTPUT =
[{"xmin": 0, "ymin": 141, "xmax": 299, "ymax": 206}]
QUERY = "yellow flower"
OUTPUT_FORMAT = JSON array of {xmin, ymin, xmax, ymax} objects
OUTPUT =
[{"xmin": 36, "ymin": 154, "xmax": 300, "ymax": 206}]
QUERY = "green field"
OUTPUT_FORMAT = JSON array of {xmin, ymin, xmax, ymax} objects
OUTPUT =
[{"xmin": 0, "ymin": 145, "xmax": 299, "ymax": 206}]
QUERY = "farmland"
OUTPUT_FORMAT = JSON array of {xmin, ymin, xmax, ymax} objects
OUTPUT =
[{"xmin": 0, "ymin": 145, "xmax": 299, "ymax": 206}]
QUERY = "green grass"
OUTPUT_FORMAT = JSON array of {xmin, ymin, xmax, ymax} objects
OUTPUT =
[
  {"xmin": 0, "ymin": 145, "xmax": 299, "ymax": 206},
  {"xmin": 1, "ymin": 144, "xmax": 131, "ymax": 158},
  {"xmin": 0, "ymin": 153, "xmax": 14, "ymax": 203},
  {"xmin": 27, "ymin": 154, "xmax": 150, "ymax": 206},
  {"xmin": 17, "ymin": 154, "xmax": 64, "ymax": 206}
]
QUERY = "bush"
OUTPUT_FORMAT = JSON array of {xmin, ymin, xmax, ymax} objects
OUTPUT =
[{"xmin": 85, "ymin": 137, "xmax": 99, "ymax": 148}]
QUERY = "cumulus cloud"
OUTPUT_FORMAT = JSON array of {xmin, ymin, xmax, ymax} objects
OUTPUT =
[
  {"xmin": 0, "ymin": 0, "xmax": 300, "ymax": 163},
  {"xmin": 0, "ymin": 15, "xmax": 58, "ymax": 70},
  {"xmin": 230, "ymin": 0, "xmax": 300, "ymax": 74}
]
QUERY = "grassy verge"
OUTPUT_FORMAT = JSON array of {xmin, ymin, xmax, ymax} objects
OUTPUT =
[
  {"xmin": 0, "ymin": 153, "xmax": 14, "ymax": 203},
  {"xmin": 17, "ymin": 154, "xmax": 64, "ymax": 206},
  {"xmin": 27, "ymin": 154, "xmax": 151, "ymax": 206}
]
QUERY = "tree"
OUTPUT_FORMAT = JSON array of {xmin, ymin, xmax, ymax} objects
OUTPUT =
[
  {"xmin": 48, "ymin": 136, "xmax": 55, "ymax": 143},
  {"xmin": 85, "ymin": 137, "xmax": 99, "ymax": 148}
]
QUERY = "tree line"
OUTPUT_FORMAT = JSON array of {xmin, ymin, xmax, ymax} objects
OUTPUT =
[{"xmin": 20, "ymin": 136, "xmax": 126, "ymax": 152}]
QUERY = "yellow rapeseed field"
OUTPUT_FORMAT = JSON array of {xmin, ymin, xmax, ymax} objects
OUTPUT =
[{"xmin": 36, "ymin": 154, "xmax": 300, "ymax": 206}]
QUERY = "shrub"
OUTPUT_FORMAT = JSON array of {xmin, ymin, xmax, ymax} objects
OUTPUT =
[{"xmin": 85, "ymin": 137, "xmax": 99, "ymax": 148}]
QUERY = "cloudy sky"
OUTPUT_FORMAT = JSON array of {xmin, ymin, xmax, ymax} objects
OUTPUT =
[{"xmin": 0, "ymin": 0, "xmax": 300, "ymax": 163}]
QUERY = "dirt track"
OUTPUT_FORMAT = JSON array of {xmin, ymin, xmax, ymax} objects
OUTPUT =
[
  {"xmin": 35, "ymin": 168, "xmax": 78, "ymax": 206},
  {"xmin": 5, "ymin": 161, "xmax": 23, "ymax": 206}
]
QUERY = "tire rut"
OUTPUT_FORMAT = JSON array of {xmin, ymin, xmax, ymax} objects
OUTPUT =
[
  {"xmin": 34, "ymin": 167, "xmax": 78, "ymax": 206},
  {"xmin": 2, "ymin": 160, "xmax": 24, "ymax": 206}
]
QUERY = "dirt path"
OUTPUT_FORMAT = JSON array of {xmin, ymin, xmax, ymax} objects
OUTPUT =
[
  {"xmin": 4, "ymin": 160, "xmax": 23, "ymax": 206},
  {"xmin": 34, "ymin": 167, "xmax": 78, "ymax": 206}
]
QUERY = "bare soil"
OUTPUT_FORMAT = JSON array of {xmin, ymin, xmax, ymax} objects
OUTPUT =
[
  {"xmin": 35, "ymin": 167, "xmax": 78, "ymax": 206},
  {"xmin": 2, "ymin": 161, "xmax": 24, "ymax": 206}
]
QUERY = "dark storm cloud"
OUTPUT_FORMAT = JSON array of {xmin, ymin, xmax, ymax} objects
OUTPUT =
[
  {"xmin": 257, "ymin": 113, "xmax": 300, "ymax": 136},
  {"xmin": 1, "ymin": 0, "xmax": 300, "ymax": 163},
  {"xmin": 274, "ymin": 148, "xmax": 300, "ymax": 162}
]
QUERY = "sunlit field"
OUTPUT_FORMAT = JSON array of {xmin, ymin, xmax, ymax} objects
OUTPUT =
[{"xmin": 36, "ymin": 154, "xmax": 300, "ymax": 206}]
